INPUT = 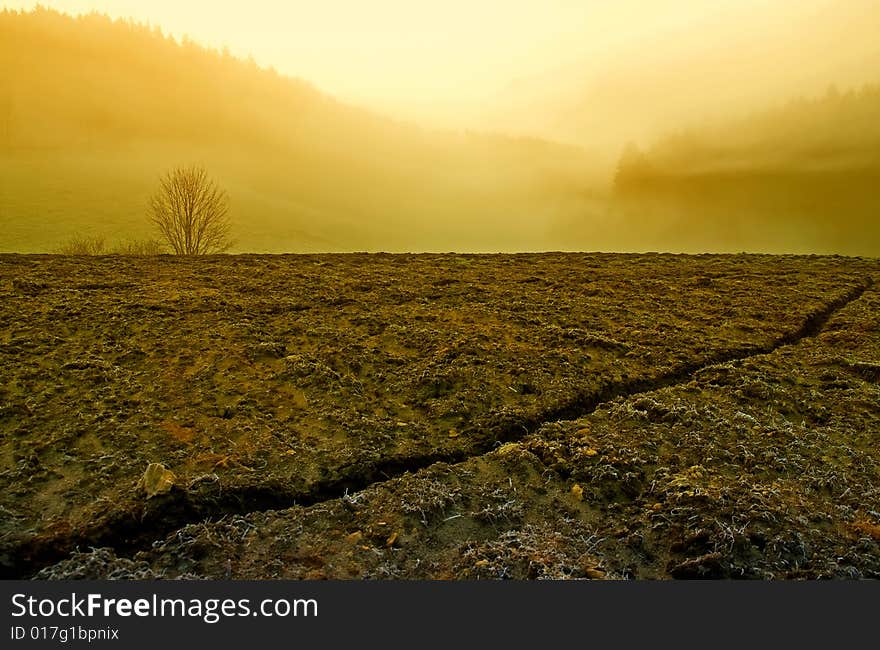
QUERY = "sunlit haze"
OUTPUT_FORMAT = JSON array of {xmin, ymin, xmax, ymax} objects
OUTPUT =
[
  {"xmin": 4, "ymin": 1, "xmax": 736, "ymax": 103},
  {"xmin": 2, "ymin": 0, "xmax": 879, "ymax": 254},
  {"xmin": 8, "ymin": 0, "xmax": 879, "ymax": 130}
]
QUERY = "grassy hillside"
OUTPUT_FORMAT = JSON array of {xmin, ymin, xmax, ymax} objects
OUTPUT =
[
  {"xmin": 609, "ymin": 85, "xmax": 880, "ymax": 255},
  {"xmin": 0, "ymin": 8, "xmax": 593, "ymax": 252}
]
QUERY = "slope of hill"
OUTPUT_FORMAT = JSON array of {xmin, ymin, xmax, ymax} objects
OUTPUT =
[
  {"xmin": 619, "ymin": 85, "xmax": 880, "ymax": 175},
  {"xmin": 0, "ymin": 8, "xmax": 594, "ymax": 252},
  {"xmin": 605, "ymin": 85, "xmax": 880, "ymax": 255}
]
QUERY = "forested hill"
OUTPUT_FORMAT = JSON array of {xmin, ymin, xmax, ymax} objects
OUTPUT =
[
  {"xmin": 608, "ymin": 85, "xmax": 880, "ymax": 255},
  {"xmin": 0, "ymin": 8, "xmax": 592, "ymax": 252},
  {"xmin": 616, "ymin": 84, "xmax": 880, "ymax": 181}
]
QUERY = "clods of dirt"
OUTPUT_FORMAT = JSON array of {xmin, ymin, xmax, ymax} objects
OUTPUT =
[{"xmin": 1, "ymin": 253, "xmax": 878, "ymax": 579}]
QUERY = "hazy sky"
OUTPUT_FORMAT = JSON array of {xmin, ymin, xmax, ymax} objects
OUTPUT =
[{"xmin": 3, "ymin": 1, "xmax": 842, "ymax": 106}]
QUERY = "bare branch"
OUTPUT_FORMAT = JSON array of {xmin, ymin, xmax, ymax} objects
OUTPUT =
[{"xmin": 148, "ymin": 165, "xmax": 232, "ymax": 255}]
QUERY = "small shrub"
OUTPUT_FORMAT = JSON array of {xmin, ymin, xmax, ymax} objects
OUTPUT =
[
  {"xmin": 111, "ymin": 238, "xmax": 165, "ymax": 255},
  {"xmin": 54, "ymin": 235, "xmax": 106, "ymax": 255}
]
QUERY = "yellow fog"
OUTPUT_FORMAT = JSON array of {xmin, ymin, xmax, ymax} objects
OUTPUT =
[{"xmin": 1, "ymin": 1, "xmax": 879, "ymax": 253}]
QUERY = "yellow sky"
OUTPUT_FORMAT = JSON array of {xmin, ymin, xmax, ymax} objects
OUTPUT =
[
  {"xmin": 1, "ymin": 2, "xmax": 828, "ymax": 104},
  {"xmin": 5, "ymin": 0, "xmax": 878, "ymax": 135}
]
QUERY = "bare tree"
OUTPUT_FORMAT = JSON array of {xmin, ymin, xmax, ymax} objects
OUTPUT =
[{"xmin": 149, "ymin": 165, "xmax": 232, "ymax": 255}]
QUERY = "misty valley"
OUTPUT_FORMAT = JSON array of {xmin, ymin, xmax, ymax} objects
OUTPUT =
[{"xmin": 1, "ymin": 8, "xmax": 879, "ymax": 255}]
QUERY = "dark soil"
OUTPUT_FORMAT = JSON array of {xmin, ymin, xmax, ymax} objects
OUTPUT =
[{"xmin": 1, "ymin": 253, "xmax": 877, "ymax": 579}]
